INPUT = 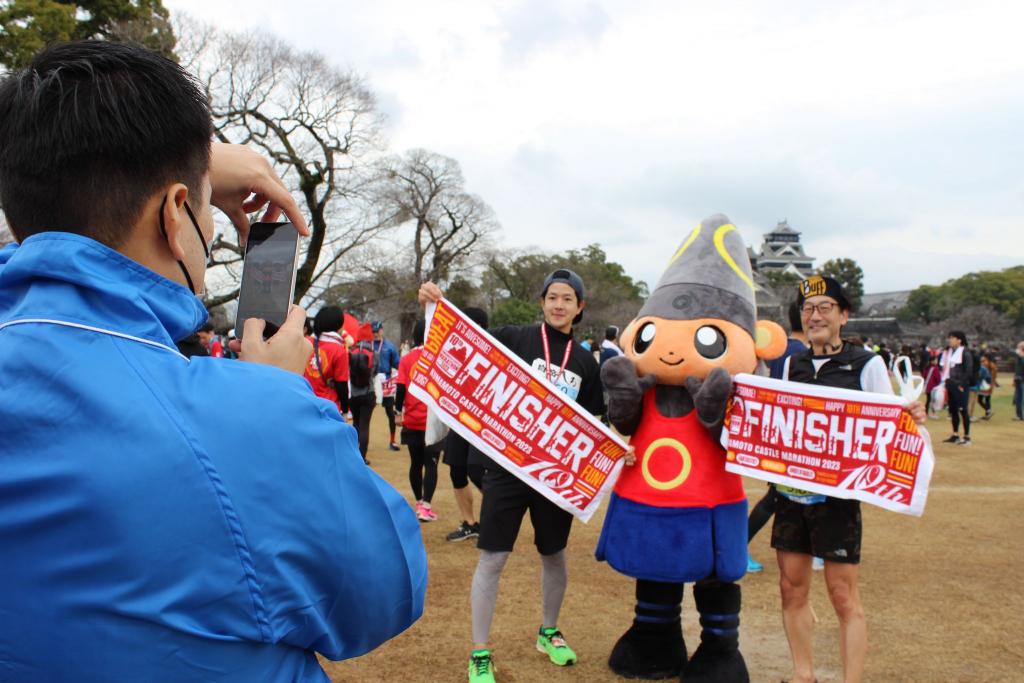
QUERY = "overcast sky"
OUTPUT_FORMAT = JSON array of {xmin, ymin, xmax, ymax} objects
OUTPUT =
[{"xmin": 168, "ymin": 0, "xmax": 1023, "ymax": 294}]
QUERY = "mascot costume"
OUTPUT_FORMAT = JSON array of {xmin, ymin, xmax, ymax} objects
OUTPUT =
[{"xmin": 596, "ymin": 214, "xmax": 786, "ymax": 681}]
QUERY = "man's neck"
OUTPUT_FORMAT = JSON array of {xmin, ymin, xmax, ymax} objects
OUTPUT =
[
  {"xmin": 544, "ymin": 320, "xmax": 573, "ymax": 336},
  {"xmin": 810, "ymin": 339, "xmax": 844, "ymax": 356}
]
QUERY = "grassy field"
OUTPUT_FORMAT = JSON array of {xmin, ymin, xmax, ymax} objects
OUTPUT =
[{"xmin": 326, "ymin": 384, "xmax": 1024, "ymax": 682}]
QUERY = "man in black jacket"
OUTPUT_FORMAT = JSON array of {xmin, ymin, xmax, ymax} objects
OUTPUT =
[
  {"xmin": 419, "ymin": 269, "xmax": 604, "ymax": 683},
  {"xmin": 772, "ymin": 276, "xmax": 925, "ymax": 683},
  {"xmin": 940, "ymin": 331, "xmax": 974, "ymax": 445}
]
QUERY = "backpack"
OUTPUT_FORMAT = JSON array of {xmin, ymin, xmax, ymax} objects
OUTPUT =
[
  {"xmin": 349, "ymin": 342, "xmax": 376, "ymax": 388},
  {"xmin": 968, "ymin": 349, "xmax": 981, "ymax": 387},
  {"xmin": 312, "ymin": 337, "xmax": 335, "ymax": 389}
]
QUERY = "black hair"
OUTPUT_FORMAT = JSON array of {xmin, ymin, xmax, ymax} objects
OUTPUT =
[
  {"xmin": 787, "ymin": 300, "xmax": 803, "ymax": 334},
  {"xmin": 198, "ymin": 321, "xmax": 214, "ymax": 333},
  {"xmin": 949, "ymin": 330, "xmax": 968, "ymax": 347},
  {"xmin": 0, "ymin": 40, "xmax": 213, "ymax": 247},
  {"xmin": 605, "ymin": 325, "xmax": 618, "ymax": 341},
  {"xmin": 412, "ymin": 320, "xmax": 426, "ymax": 345},
  {"xmin": 464, "ymin": 307, "xmax": 489, "ymax": 329},
  {"xmin": 314, "ymin": 306, "xmax": 344, "ymax": 337}
]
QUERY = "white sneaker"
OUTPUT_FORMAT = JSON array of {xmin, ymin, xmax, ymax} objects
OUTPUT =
[{"xmin": 812, "ymin": 557, "xmax": 825, "ymax": 570}]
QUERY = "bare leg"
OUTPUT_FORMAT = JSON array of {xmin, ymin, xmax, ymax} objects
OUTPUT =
[
  {"xmin": 454, "ymin": 485, "xmax": 477, "ymax": 525},
  {"xmin": 824, "ymin": 561, "xmax": 866, "ymax": 683},
  {"xmin": 778, "ymin": 550, "xmax": 815, "ymax": 683}
]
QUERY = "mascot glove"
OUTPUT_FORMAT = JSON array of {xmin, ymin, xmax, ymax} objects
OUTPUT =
[
  {"xmin": 601, "ymin": 355, "xmax": 658, "ymax": 434},
  {"xmin": 684, "ymin": 367, "xmax": 733, "ymax": 430}
]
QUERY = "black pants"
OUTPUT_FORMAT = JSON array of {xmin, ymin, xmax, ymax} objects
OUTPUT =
[
  {"xmin": 402, "ymin": 429, "xmax": 439, "ymax": 502},
  {"xmin": 350, "ymin": 392, "xmax": 375, "ymax": 457},
  {"xmin": 978, "ymin": 393, "xmax": 992, "ymax": 413},
  {"xmin": 381, "ymin": 396, "xmax": 397, "ymax": 440},
  {"xmin": 947, "ymin": 382, "xmax": 970, "ymax": 436}
]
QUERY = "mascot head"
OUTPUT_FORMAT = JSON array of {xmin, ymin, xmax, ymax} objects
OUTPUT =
[{"xmin": 621, "ymin": 213, "xmax": 787, "ymax": 384}]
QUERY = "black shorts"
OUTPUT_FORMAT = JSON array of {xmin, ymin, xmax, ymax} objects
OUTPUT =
[
  {"xmin": 400, "ymin": 429, "xmax": 442, "ymax": 456},
  {"xmin": 443, "ymin": 431, "xmax": 469, "ymax": 467},
  {"xmin": 771, "ymin": 495, "xmax": 861, "ymax": 564},
  {"xmin": 400, "ymin": 428, "xmax": 423, "ymax": 447},
  {"xmin": 478, "ymin": 468, "xmax": 573, "ymax": 555}
]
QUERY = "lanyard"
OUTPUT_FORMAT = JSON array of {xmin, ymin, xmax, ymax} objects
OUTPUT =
[{"xmin": 540, "ymin": 323, "xmax": 573, "ymax": 385}]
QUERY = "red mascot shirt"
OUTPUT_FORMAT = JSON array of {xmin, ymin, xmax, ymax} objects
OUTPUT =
[{"xmin": 614, "ymin": 388, "xmax": 745, "ymax": 508}]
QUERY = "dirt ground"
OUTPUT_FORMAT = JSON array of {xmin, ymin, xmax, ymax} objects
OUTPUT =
[{"xmin": 325, "ymin": 385, "xmax": 1024, "ymax": 683}]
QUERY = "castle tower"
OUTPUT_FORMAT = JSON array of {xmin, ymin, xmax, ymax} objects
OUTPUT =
[{"xmin": 753, "ymin": 220, "xmax": 816, "ymax": 277}]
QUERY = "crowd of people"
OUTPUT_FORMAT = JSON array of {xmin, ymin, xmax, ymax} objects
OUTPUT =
[
  {"xmin": 839, "ymin": 335, "xmax": 1016, "ymax": 445},
  {"xmin": 2, "ymin": 38, "xmax": 1023, "ymax": 683}
]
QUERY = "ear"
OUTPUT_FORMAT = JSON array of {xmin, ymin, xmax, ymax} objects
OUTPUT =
[
  {"xmin": 159, "ymin": 183, "xmax": 191, "ymax": 261},
  {"xmin": 754, "ymin": 319, "xmax": 788, "ymax": 361}
]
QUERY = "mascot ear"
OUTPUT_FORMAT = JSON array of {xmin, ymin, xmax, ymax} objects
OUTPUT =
[{"xmin": 754, "ymin": 320, "xmax": 787, "ymax": 361}]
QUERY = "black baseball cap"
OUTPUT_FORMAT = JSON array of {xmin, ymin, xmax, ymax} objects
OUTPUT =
[
  {"xmin": 542, "ymin": 268, "xmax": 585, "ymax": 301},
  {"xmin": 541, "ymin": 268, "xmax": 586, "ymax": 324},
  {"xmin": 797, "ymin": 275, "xmax": 851, "ymax": 311}
]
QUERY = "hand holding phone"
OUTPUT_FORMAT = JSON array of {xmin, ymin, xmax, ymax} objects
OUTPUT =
[
  {"xmin": 237, "ymin": 304, "xmax": 312, "ymax": 376},
  {"xmin": 235, "ymin": 221, "xmax": 300, "ymax": 340}
]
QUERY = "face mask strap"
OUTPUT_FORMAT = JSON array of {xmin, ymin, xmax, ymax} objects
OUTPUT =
[{"xmin": 158, "ymin": 195, "xmax": 208, "ymax": 295}]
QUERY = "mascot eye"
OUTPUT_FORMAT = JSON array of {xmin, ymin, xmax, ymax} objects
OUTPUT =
[
  {"xmin": 694, "ymin": 325, "xmax": 726, "ymax": 359},
  {"xmin": 633, "ymin": 322, "xmax": 656, "ymax": 355}
]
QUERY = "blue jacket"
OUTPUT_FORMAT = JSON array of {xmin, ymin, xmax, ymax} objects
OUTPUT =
[
  {"xmin": 0, "ymin": 233, "xmax": 427, "ymax": 682},
  {"xmin": 372, "ymin": 338, "xmax": 401, "ymax": 377}
]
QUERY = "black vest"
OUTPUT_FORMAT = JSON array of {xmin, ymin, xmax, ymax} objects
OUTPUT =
[{"xmin": 787, "ymin": 342, "xmax": 876, "ymax": 391}]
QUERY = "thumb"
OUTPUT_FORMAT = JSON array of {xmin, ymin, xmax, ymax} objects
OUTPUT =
[
  {"xmin": 638, "ymin": 373, "xmax": 659, "ymax": 393},
  {"xmin": 241, "ymin": 316, "xmax": 267, "ymax": 345},
  {"xmin": 277, "ymin": 304, "xmax": 308, "ymax": 335}
]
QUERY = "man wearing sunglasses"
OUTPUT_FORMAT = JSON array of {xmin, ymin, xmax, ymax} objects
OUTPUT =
[
  {"xmin": 772, "ymin": 275, "xmax": 925, "ymax": 683},
  {"xmin": 0, "ymin": 41, "xmax": 425, "ymax": 682}
]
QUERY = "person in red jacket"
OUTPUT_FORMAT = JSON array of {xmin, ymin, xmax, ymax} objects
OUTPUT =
[
  {"xmin": 396, "ymin": 320, "xmax": 440, "ymax": 521},
  {"xmin": 304, "ymin": 306, "xmax": 351, "ymax": 417}
]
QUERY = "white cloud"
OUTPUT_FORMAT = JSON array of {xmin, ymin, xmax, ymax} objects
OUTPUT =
[{"xmin": 168, "ymin": 0, "xmax": 1024, "ymax": 294}]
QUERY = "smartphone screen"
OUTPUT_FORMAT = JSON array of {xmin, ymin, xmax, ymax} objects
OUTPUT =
[{"xmin": 235, "ymin": 222, "xmax": 300, "ymax": 340}]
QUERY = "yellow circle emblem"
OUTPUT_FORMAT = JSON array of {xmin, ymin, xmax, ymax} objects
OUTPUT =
[{"xmin": 641, "ymin": 438, "xmax": 692, "ymax": 491}]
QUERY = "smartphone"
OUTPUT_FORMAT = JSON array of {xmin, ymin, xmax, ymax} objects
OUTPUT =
[{"xmin": 234, "ymin": 222, "xmax": 300, "ymax": 340}]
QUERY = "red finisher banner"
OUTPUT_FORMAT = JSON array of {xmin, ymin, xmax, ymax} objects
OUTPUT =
[
  {"xmin": 408, "ymin": 299, "xmax": 630, "ymax": 522},
  {"xmin": 721, "ymin": 374, "xmax": 935, "ymax": 516}
]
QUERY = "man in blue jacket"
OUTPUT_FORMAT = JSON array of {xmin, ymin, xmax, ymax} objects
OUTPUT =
[
  {"xmin": 372, "ymin": 320, "xmax": 403, "ymax": 450},
  {"xmin": 0, "ymin": 41, "xmax": 426, "ymax": 682}
]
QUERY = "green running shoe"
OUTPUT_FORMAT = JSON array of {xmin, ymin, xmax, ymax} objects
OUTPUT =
[
  {"xmin": 468, "ymin": 649, "xmax": 496, "ymax": 683},
  {"xmin": 536, "ymin": 627, "xmax": 577, "ymax": 666}
]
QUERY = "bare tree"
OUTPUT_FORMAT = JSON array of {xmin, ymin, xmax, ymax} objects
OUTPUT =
[
  {"xmin": 375, "ymin": 149, "xmax": 498, "ymax": 334},
  {"xmin": 175, "ymin": 16, "xmax": 397, "ymax": 309},
  {"xmin": 927, "ymin": 305, "xmax": 1017, "ymax": 347}
]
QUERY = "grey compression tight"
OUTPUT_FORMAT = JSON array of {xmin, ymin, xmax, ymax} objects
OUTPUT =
[{"xmin": 470, "ymin": 549, "xmax": 568, "ymax": 644}]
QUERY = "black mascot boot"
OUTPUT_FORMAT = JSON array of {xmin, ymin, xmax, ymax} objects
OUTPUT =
[
  {"xmin": 682, "ymin": 581, "xmax": 749, "ymax": 683},
  {"xmin": 609, "ymin": 580, "xmax": 686, "ymax": 680}
]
